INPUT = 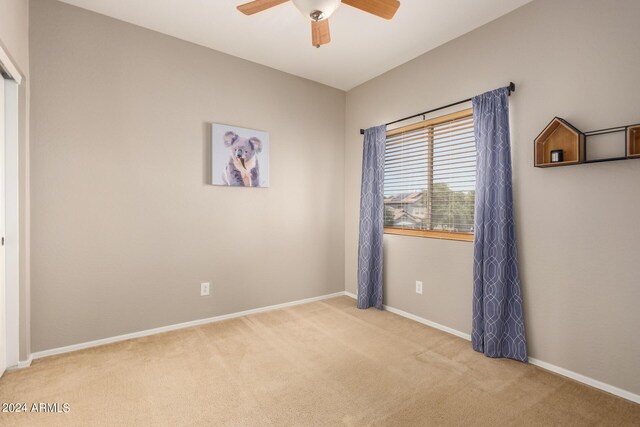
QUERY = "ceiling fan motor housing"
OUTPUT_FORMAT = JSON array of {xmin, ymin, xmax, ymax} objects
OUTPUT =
[{"xmin": 291, "ymin": 0, "xmax": 341, "ymax": 20}]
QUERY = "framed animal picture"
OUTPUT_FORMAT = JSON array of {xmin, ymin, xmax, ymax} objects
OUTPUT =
[{"xmin": 211, "ymin": 123, "xmax": 270, "ymax": 188}]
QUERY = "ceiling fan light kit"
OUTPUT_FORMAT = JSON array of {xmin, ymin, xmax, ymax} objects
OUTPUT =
[
  {"xmin": 292, "ymin": 0, "xmax": 342, "ymax": 20},
  {"xmin": 237, "ymin": 0, "xmax": 400, "ymax": 47}
]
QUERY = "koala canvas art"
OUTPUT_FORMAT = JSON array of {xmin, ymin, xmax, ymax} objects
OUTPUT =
[{"xmin": 211, "ymin": 124, "xmax": 269, "ymax": 187}]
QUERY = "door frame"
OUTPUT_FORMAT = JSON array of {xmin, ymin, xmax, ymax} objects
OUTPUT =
[
  {"xmin": 4, "ymin": 78, "xmax": 19, "ymax": 368},
  {"xmin": 0, "ymin": 45, "xmax": 23, "ymax": 85},
  {"xmin": 0, "ymin": 42, "xmax": 23, "ymax": 370}
]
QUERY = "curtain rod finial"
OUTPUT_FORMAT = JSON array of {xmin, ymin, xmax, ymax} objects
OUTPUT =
[
  {"xmin": 360, "ymin": 129, "xmax": 365, "ymax": 135},
  {"xmin": 509, "ymin": 82, "xmax": 516, "ymax": 93}
]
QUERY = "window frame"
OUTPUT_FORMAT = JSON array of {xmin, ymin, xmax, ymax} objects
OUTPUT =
[{"xmin": 383, "ymin": 108, "xmax": 475, "ymax": 243}]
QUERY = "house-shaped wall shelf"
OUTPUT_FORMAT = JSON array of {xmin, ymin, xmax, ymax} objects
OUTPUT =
[
  {"xmin": 535, "ymin": 118, "xmax": 640, "ymax": 167},
  {"xmin": 534, "ymin": 117, "xmax": 585, "ymax": 167},
  {"xmin": 627, "ymin": 125, "xmax": 640, "ymax": 158}
]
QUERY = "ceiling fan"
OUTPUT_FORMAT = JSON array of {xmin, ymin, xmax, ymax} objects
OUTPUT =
[{"xmin": 237, "ymin": 0, "xmax": 400, "ymax": 48}]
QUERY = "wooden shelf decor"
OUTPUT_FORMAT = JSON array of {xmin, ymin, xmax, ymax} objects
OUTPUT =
[
  {"xmin": 534, "ymin": 118, "xmax": 640, "ymax": 167},
  {"xmin": 627, "ymin": 125, "xmax": 640, "ymax": 158},
  {"xmin": 534, "ymin": 117, "xmax": 585, "ymax": 167}
]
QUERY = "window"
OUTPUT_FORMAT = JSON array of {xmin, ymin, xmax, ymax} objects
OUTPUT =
[{"xmin": 383, "ymin": 109, "xmax": 476, "ymax": 242}]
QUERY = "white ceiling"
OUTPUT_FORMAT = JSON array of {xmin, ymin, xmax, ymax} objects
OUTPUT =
[{"xmin": 58, "ymin": 0, "xmax": 532, "ymax": 91}]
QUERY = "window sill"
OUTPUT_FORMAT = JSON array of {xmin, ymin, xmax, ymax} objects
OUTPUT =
[{"xmin": 384, "ymin": 228, "xmax": 474, "ymax": 242}]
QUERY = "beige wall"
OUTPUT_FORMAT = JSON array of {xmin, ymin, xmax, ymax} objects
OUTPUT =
[
  {"xmin": 0, "ymin": 0, "xmax": 31, "ymax": 361},
  {"xmin": 345, "ymin": 0, "xmax": 640, "ymax": 395},
  {"xmin": 0, "ymin": 0, "xmax": 29, "ymax": 71},
  {"xmin": 29, "ymin": 0, "xmax": 345, "ymax": 352}
]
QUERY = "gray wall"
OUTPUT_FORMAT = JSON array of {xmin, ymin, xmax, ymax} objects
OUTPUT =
[
  {"xmin": 29, "ymin": 0, "xmax": 345, "ymax": 352},
  {"xmin": 0, "ymin": 0, "xmax": 31, "ymax": 361},
  {"xmin": 345, "ymin": 0, "xmax": 640, "ymax": 395}
]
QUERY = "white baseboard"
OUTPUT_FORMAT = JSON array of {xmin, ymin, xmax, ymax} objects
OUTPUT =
[
  {"xmin": 528, "ymin": 357, "xmax": 639, "ymax": 404},
  {"xmin": 17, "ymin": 358, "xmax": 32, "ymax": 368},
  {"xmin": 31, "ymin": 291, "xmax": 346, "ymax": 360},
  {"xmin": 22, "ymin": 290, "xmax": 640, "ymax": 404},
  {"xmin": 382, "ymin": 304, "xmax": 472, "ymax": 341},
  {"xmin": 344, "ymin": 291, "xmax": 470, "ymax": 340},
  {"xmin": 6, "ymin": 357, "xmax": 32, "ymax": 371},
  {"xmin": 344, "ymin": 291, "xmax": 639, "ymax": 404}
]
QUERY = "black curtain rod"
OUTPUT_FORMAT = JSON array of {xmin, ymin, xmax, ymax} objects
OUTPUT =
[{"xmin": 359, "ymin": 82, "xmax": 515, "ymax": 135}]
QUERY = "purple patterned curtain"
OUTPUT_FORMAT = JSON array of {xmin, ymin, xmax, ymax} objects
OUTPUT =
[
  {"xmin": 471, "ymin": 88, "xmax": 527, "ymax": 362},
  {"xmin": 357, "ymin": 125, "xmax": 386, "ymax": 309}
]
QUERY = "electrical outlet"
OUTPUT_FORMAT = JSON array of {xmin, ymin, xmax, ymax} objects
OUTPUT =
[
  {"xmin": 200, "ymin": 282, "xmax": 210, "ymax": 296},
  {"xmin": 415, "ymin": 281, "xmax": 423, "ymax": 295}
]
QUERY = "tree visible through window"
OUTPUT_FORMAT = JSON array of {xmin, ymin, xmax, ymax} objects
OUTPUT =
[{"xmin": 383, "ymin": 109, "xmax": 475, "ymax": 241}]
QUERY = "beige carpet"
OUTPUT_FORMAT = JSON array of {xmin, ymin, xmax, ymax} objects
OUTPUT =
[{"xmin": 1, "ymin": 296, "xmax": 638, "ymax": 426}]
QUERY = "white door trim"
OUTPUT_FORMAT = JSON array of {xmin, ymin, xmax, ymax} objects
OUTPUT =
[
  {"xmin": 0, "ymin": 74, "xmax": 4, "ymax": 376},
  {"xmin": 0, "ymin": 42, "xmax": 23, "ymax": 85},
  {"xmin": 4, "ymin": 79, "xmax": 19, "ymax": 368},
  {"xmin": 0, "ymin": 42, "xmax": 23, "ymax": 370}
]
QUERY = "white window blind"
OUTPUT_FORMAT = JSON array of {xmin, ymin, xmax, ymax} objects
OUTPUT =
[{"xmin": 383, "ymin": 109, "xmax": 476, "ymax": 241}]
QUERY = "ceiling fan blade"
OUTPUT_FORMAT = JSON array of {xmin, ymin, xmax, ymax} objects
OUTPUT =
[
  {"xmin": 237, "ymin": 0, "xmax": 289, "ymax": 15},
  {"xmin": 311, "ymin": 19, "xmax": 331, "ymax": 48},
  {"xmin": 341, "ymin": 0, "xmax": 400, "ymax": 20}
]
